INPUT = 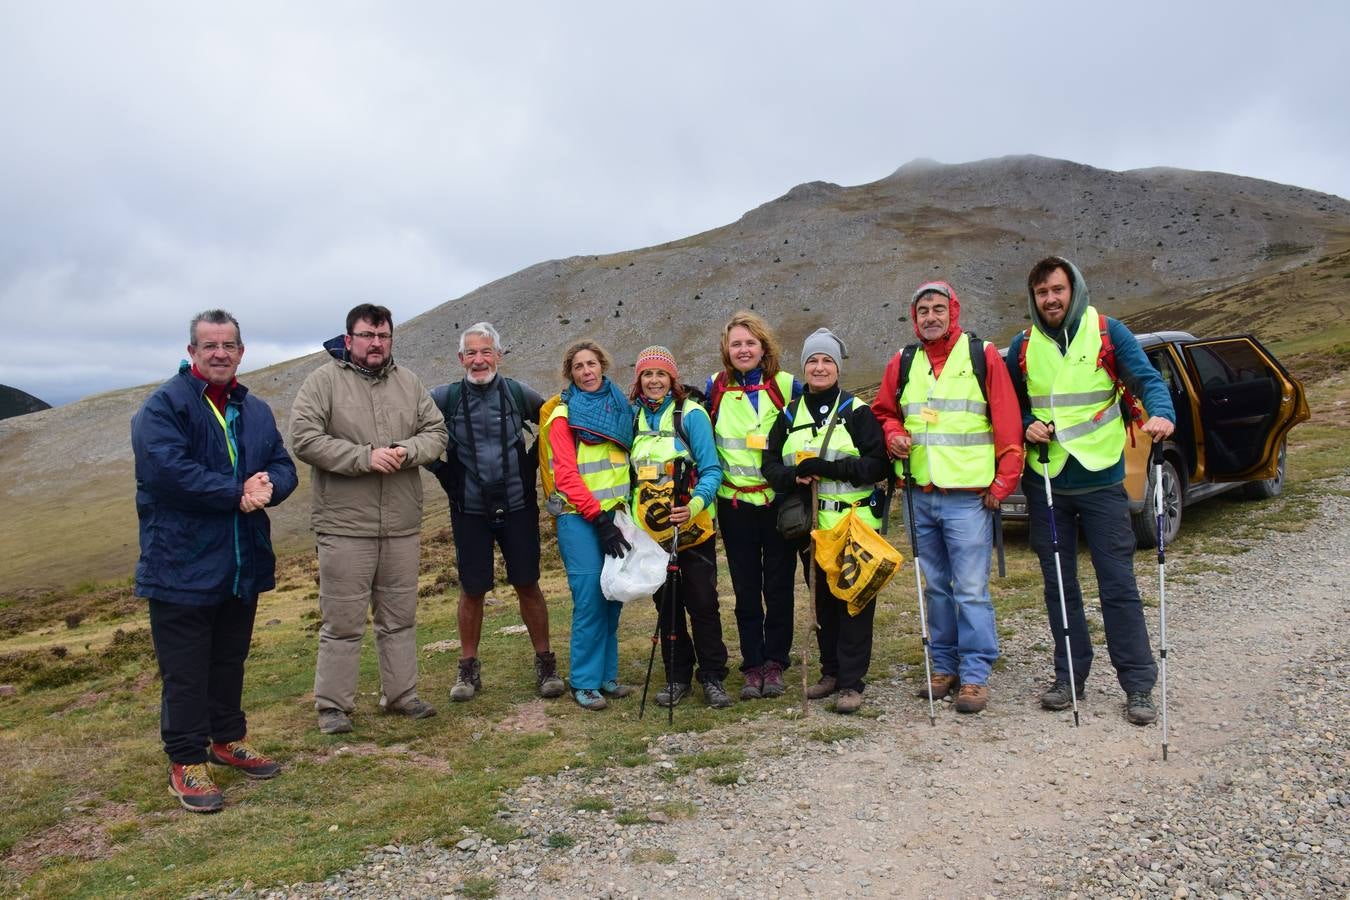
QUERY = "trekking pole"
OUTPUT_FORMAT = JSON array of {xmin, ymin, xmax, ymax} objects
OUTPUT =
[
  {"xmin": 901, "ymin": 457, "xmax": 936, "ymax": 727},
  {"xmin": 639, "ymin": 460, "xmax": 684, "ymax": 723},
  {"xmin": 802, "ymin": 479, "xmax": 820, "ymax": 717},
  {"xmin": 1037, "ymin": 440, "xmax": 1080, "ymax": 727},
  {"xmin": 664, "ymin": 459, "xmax": 689, "ymax": 727},
  {"xmin": 1153, "ymin": 442, "xmax": 1170, "ymax": 761}
]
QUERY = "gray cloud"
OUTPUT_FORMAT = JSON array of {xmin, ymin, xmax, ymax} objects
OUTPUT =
[{"xmin": 2, "ymin": 1, "xmax": 1346, "ymax": 406}]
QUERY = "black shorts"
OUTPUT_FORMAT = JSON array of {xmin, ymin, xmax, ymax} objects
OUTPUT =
[{"xmin": 450, "ymin": 506, "xmax": 541, "ymax": 595}]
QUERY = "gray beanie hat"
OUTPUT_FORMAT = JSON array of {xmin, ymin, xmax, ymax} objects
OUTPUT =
[{"xmin": 800, "ymin": 327, "xmax": 848, "ymax": 372}]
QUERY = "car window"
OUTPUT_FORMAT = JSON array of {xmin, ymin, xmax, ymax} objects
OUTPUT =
[
  {"xmin": 1189, "ymin": 342, "xmax": 1275, "ymax": 387},
  {"xmin": 1148, "ymin": 349, "xmax": 1178, "ymax": 391}
]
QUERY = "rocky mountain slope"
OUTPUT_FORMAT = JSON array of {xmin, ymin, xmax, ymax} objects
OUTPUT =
[{"xmin": 3, "ymin": 155, "xmax": 1347, "ymax": 589}]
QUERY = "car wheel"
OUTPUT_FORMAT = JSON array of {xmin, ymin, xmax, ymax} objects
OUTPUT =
[
  {"xmin": 1132, "ymin": 457, "xmax": 1182, "ymax": 549},
  {"xmin": 1242, "ymin": 440, "xmax": 1287, "ymax": 499}
]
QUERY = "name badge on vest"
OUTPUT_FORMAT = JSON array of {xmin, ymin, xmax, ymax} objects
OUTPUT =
[
  {"xmin": 746, "ymin": 433, "xmax": 767, "ymax": 450},
  {"xmin": 608, "ymin": 448, "xmax": 626, "ymax": 465},
  {"xmin": 920, "ymin": 407, "xmax": 940, "ymax": 424},
  {"xmin": 637, "ymin": 464, "xmax": 659, "ymax": 481}
]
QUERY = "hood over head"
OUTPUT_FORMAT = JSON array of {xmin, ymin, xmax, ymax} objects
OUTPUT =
[
  {"xmin": 1027, "ymin": 257, "xmax": 1091, "ymax": 345},
  {"xmin": 910, "ymin": 280, "xmax": 963, "ymax": 350}
]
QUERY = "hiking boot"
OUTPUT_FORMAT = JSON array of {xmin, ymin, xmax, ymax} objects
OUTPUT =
[
  {"xmin": 450, "ymin": 657, "xmax": 482, "ymax": 702},
  {"xmin": 317, "ymin": 708, "xmax": 353, "ymax": 734},
  {"xmin": 656, "ymin": 682, "xmax": 691, "ymax": 708},
  {"xmin": 954, "ymin": 683, "xmax": 989, "ymax": 714},
  {"xmin": 739, "ymin": 665, "xmax": 764, "ymax": 700},
  {"xmin": 169, "ymin": 762, "xmax": 224, "ymax": 813},
  {"xmin": 917, "ymin": 672, "xmax": 959, "ymax": 700},
  {"xmin": 805, "ymin": 675, "xmax": 838, "ymax": 700},
  {"xmin": 834, "ymin": 689, "xmax": 863, "ymax": 715},
  {"xmin": 535, "ymin": 652, "xmax": 565, "ymax": 699},
  {"xmin": 386, "ymin": 697, "xmax": 437, "ymax": 719},
  {"xmin": 760, "ymin": 661, "xmax": 785, "ymax": 698},
  {"xmin": 701, "ymin": 678, "xmax": 734, "ymax": 709},
  {"xmin": 600, "ymin": 680, "xmax": 635, "ymax": 699},
  {"xmin": 573, "ymin": 689, "xmax": 607, "ymax": 711},
  {"xmin": 1040, "ymin": 679, "xmax": 1086, "ymax": 711},
  {"xmin": 1125, "ymin": 691, "xmax": 1157, "ymax": 726},
  {"xmin": 208, "ymin": 738, "xmax": 281, "ymax": 779}
]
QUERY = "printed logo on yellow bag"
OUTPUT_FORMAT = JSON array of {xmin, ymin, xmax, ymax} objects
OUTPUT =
[
  {"xmin": 813, "ymin": 509, "xmax": 904, "ymax": 615},
  {"xmin": 635, "ymin": 480, "xmax": 714, "ymax": 550}
]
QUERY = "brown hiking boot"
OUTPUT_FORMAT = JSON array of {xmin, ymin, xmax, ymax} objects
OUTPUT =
[
  {"xmin": 805, "ymin": 675, "xmax": 838, "ymax": 699},
  {"xmin": 535, "ymin": 652, "xmax": 565, "ymax": 699},
  {"xmin": 917, "ymin": 672, "xmax": 958, "ymax": 700},
  {"xmin": 760, "ymin": 661, "xmax": 786, "ymax": 698},
  {"xmin": 739, "ymin": 665, "xmax": 764, "ymax": 700},
  {"xmin": 834, "ymin": 689, "xmax": 863, "ymax": 714},
  {"xmin": 954, "ymin": 683, "xmax": 989, "ymax": 714}
]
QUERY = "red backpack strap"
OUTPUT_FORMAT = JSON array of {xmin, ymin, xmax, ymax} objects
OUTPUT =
[
  {"xmin": 1017, "ymin": 328, "xmax": 1031, "ymax": 376},
  {"xmin": 1096, "ymin": 313, "xmax": 1144, "ymax": 444},
  {"xmin": 764, "ymin": 373, "xmax": 787, "ymax": 411},
  {"xmin": 708, "ymin": 371, "xmax": 729, "ymax": 421}
]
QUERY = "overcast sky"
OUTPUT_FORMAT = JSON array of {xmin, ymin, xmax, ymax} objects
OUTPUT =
[{"xmin": 2, "ymin": 1, "xmax": 1347, "ymax": 407}]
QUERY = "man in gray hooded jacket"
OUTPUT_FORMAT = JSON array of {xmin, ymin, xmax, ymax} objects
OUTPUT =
[{"xmin": 429, "ymin": 322, "xmax": 564, "ymax": 702}]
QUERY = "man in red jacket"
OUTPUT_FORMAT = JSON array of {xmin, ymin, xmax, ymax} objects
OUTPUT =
[{"xmin": 872, "ymin": 282, "xmax": 1023, "ymax": 713}]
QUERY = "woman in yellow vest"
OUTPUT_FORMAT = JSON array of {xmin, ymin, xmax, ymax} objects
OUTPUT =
[
  {"xmin": 545, "ymin": 340, "xmax": 635, "ymax": 711},
  {"xmin": 704, "ymin": 311, "xmax": 802, "ymax": 701},
  {"xmin": 762, "ymin": 328, "xmax": 889, "ymax": 714},
  {"xmin": 628, "ymin": 346, "xmax": 731, "ymax": 709}
]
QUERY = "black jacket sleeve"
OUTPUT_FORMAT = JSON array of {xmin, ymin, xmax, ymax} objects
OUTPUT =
[
  {"xmin": 821, "ymin": 403, "xmax": 889, "ymax": 486},
  {"xmin": 760, "ymin": 411, "xmax": 798, "ymax": 494}
]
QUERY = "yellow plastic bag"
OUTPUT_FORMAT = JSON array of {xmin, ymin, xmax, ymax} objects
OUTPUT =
[{"xmin": 812, "ymin": 509, "xmax": 904, "ymax": 615}]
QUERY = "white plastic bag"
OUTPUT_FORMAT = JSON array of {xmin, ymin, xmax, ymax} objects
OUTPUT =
[{"xmin": 600, "ymin": 509, "xmax": 669, "ymax": 603}]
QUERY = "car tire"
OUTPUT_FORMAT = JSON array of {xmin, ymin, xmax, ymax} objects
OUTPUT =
[
  {"xmin": 1132, "ymin": 457, "xmax": 1182, "ymax": 549},
  {"xmin": 1242, "ymin": 440, "xmax": 1287, "ymax": 500}
]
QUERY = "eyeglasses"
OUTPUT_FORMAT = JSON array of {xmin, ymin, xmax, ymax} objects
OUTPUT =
[
  {"xmin": 350, "ymin": 331, "xmax": 393, "ymax": 342},
  {"xmin": 195, "ymin": 342, "xmax": 241, "ymax": 353}
]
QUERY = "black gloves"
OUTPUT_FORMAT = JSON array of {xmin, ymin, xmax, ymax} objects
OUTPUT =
[
  {"xmin": 595, "ymin": 510, "xmax": 631, "ymax": 558},
  {"xmin": 795, "ymin": 457, "xmax": 835, "ymax": 479}
]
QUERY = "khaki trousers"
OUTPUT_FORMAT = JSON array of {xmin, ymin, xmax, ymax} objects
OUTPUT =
[{"xmin": 314, "ymin": 533, "xmax": 422, "ymax": 712}]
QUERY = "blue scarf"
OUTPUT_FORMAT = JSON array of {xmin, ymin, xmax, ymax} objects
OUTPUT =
[{"xmin": 563, "ymin": 377, "xmax": 635, "ymax": 450}]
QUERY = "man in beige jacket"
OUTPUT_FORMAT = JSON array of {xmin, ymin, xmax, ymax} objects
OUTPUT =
[{"xmin": 290, "ymin": 303, "xmax": 448, "ymax": 734}]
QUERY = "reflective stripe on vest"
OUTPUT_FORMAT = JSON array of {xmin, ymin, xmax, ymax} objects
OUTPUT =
[
  {"xmin": 897, "ymin": 336, "xmax": 996, "ymax": 488},
  {"xmin": 630, "ymin": 398, "xmax": 716, "ymax": 547},
  {"xmin": 712, "ymin": 371, "xmax": 794, "ymax": 505},
  {"xmin": 544, "ymin": 403, "xmax": 631, "ymax": 514},
  {"xmin": 779, "ymin": 395, "xmax": 881, "ymax": 531},
  {"xmin": 1024, "ymin": 305, "xmax": 1126, "ymax": 477}
]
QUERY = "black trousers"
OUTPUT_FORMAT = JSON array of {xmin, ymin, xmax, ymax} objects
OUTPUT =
[
  {"xmin": 651, "ymin": 536, "xmax": 729, "ymax": 684},
  {"xmin": 719, "ymin": 497, "xmax": 798, "ymax": 670},
  {"xmin": 810, "ymin": 561, "xmax": 877, "ymax": 693},
  {"xmin": 1026, "ymin": 482, "xmax": 1157, "ymax": 693},
  {"xmin": 148, "ymin": 597, "xmax": 257, "ymax": 764}
]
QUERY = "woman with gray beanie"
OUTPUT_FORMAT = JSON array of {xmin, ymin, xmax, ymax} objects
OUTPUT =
[{"xmin": 761, "ymin": 328, "xmax": 890, "ymax": 714}]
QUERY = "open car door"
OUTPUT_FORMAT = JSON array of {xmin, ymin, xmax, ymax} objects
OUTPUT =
[{"xmin": 1181, "ymin": 336, "xmax": 1310, "ymax": 481}]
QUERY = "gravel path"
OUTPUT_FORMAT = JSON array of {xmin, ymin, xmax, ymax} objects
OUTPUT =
[{"xmin": 231, "ymin": 482, "xmax": 1350, "ymax": 899}]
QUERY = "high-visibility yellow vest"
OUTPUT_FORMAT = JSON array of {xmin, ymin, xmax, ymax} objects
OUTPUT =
[
  {"xmin": 544, "ymin": 403, "xmax": 631, "ymax": 515},
  {"xmin": 712, "ymin": 371, "xmax": 795, "ymax": 506},
  {"xmin": 1025, "ymin": 305, "xmax": 1126, "ymax": 477},
  {"xmin": 898, "ymin": 335, "xmax": 995, "ymax": 488},
  {"xmin": 780, "ymin": 394, "xmax": 881, "ymax": 530},
  {"xmin": 630, "ymin": 398, "xmax": 716, "ymax": 548}
]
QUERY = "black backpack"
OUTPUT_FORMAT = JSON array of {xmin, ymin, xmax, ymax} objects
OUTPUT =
[
  {"xmin": 894, "ymin": 332, "xmax": 990, "ymax": 407},
  {"xmin": 430, "ymin": 378, "xmax": 538, "ymax": 509}
]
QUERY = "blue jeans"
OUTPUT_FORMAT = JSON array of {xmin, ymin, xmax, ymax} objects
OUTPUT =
[
  {"xmin": 1025, "ymin": 480, "xmax": 1157, "ymax": 693},
  {"xmin": 556, "ymin": 514, "xmax": 622, "ymax": 691},
  {"xmin": 910, "ymin": 489, "xmax": 999, "ymax": 684}
]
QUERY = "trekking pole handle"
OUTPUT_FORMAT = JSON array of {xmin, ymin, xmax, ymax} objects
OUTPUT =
[{"xmin": 1037, "ymin": 442, "xmax": 1050, "ymax": 465}]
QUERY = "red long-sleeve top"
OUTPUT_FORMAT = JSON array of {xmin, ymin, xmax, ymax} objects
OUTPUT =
[
  {"xmin": 548, "ymin": 415, "xmax": 605, "ymax": 521},
  {"xmin": 870, "ymin": 285, "xmax": 1023, "ymax": 502}
]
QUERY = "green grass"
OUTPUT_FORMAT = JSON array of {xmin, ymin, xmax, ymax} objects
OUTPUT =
[
  {"xmin": 572, "ymin": 797, "xmax": 613, "ymax": 812},
  {"xmin": 806, "ymin": 725, "xmax": 864, "ymax": 743}
]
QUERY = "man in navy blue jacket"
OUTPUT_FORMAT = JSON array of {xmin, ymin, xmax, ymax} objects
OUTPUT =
[{"xmin": 132, "ymin": 310, "xmax": 297, "ymax": 812}]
